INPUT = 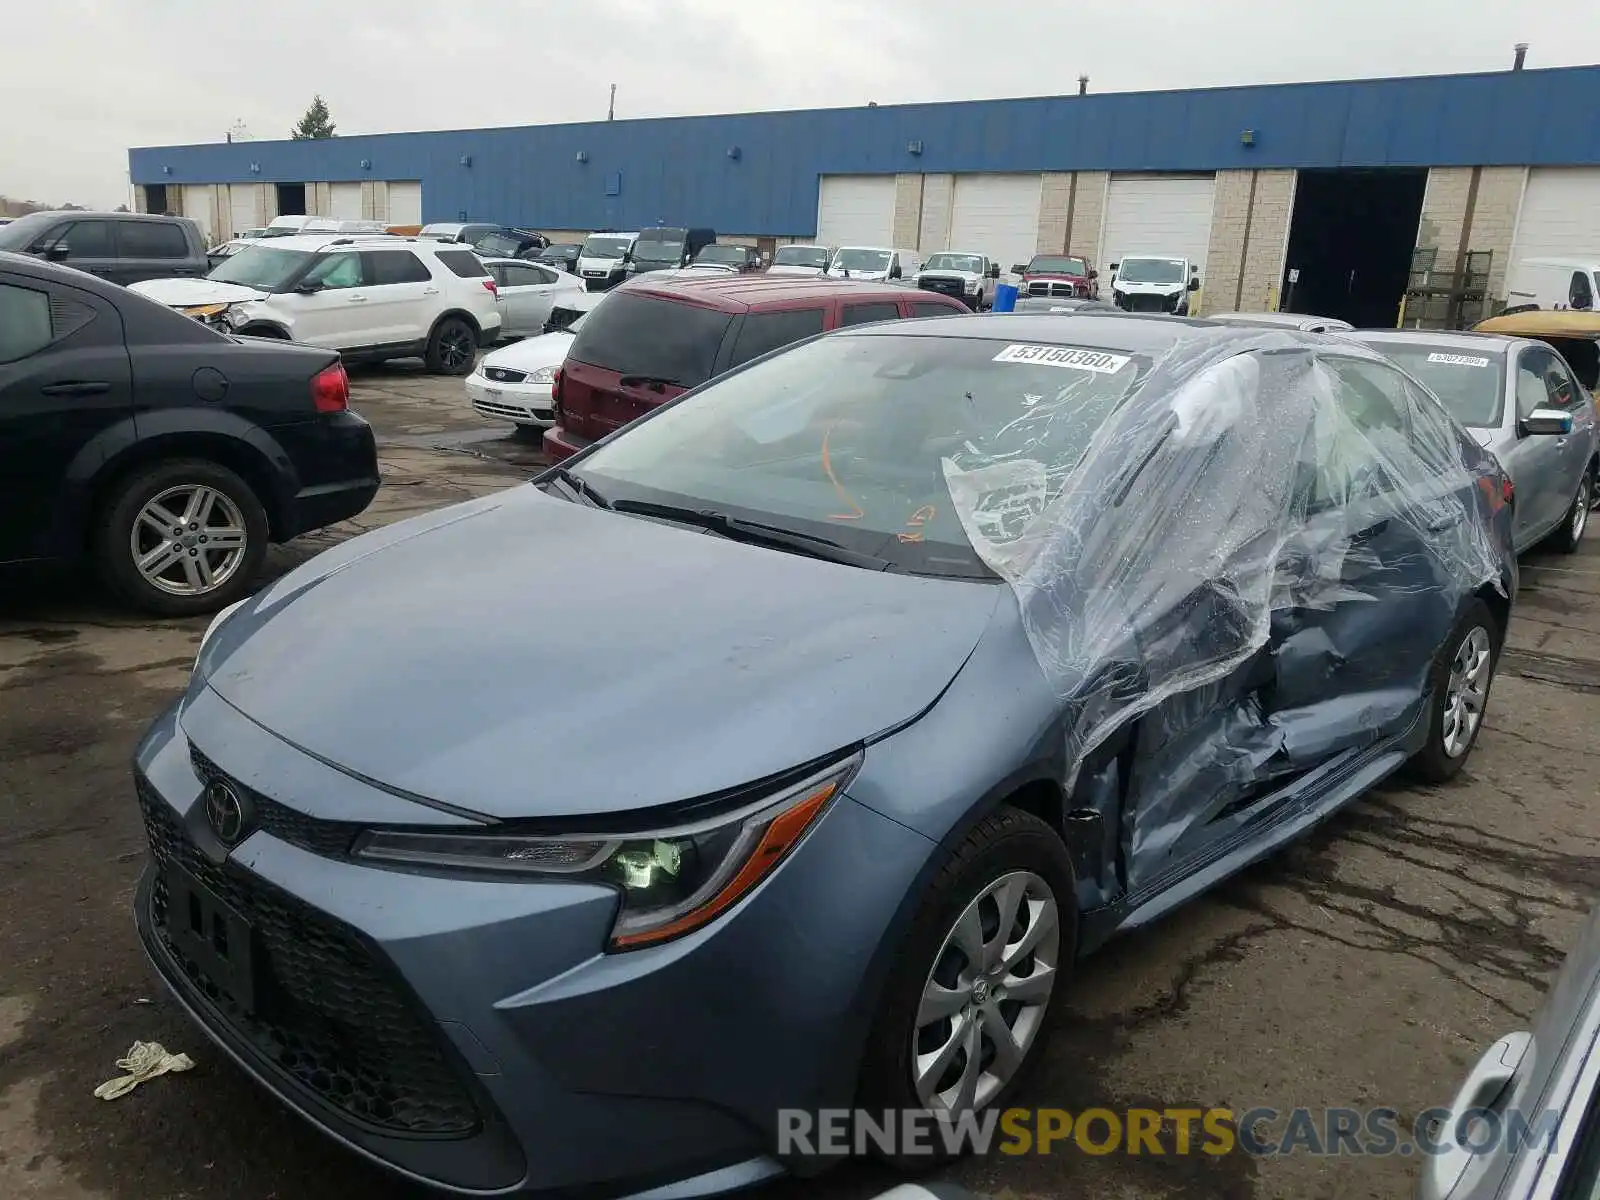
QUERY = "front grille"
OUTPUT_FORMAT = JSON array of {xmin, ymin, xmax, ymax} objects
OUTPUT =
[
  {"xmin": 1026, "ymin": 280, "xmax": 1082, "ymax": 298},
  {"xmin": 1123, "ymin": 293, "xmax": 1173, "ymax": 313},
  {"xmin": 484, "ymin": 367, "xmax": 527, "ymax": 384},
  {"xmin": 189, "ymin": 748, "xmax": 359, "ymax": 859},
  {"xmin": 918, "ymin": 277, "xmax": 967, "ymax": 300},
  {"xmin": 138, "ymin": 777, "xmax": 480, "ymax": 1137}
]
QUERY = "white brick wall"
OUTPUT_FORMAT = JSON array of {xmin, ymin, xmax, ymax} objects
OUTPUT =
[
  {"xmin": 1067, "ymin": 172, "xmax": 1108, "ymax": 266},
  {"xmin": 1036, "ymin": 173, "xmax": 1073, "ymax": 255},
  {"xmin": 891, "ymin": 174, "xmax": 923, "ymax": 250},
  {"xmin": 1200, "ymin": 169, "xmax": 1296, "ymax": 314}
]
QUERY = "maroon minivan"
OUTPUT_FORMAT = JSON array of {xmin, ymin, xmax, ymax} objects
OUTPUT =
[{"xmin": 543, "ymin": 276, "xmax": 969, "ymax": 462}]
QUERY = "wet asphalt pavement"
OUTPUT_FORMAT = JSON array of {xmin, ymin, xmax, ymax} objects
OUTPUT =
[{"xmin": 2, "ymin": 359, "xmax": 1597, "ymax": 1200}]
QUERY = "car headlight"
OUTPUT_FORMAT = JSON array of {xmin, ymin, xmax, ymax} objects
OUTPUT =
[
  {"xmin": 964, "ymin": 279, "xmax": 981, "ymax": 294},
  {"xmin": 527, "ymin": 366, "xmax": 557, "ymax": 384},
  {"xmin": 180, "ymin": 302, "xmax": 230, "ymax": 320},
  {"xmin": 355, "ymin": 751, "xmax": 861, "ymax": 950},
  {"xmin": 194, "ymin": 598, "xmax": 247, "ymax": 672}
]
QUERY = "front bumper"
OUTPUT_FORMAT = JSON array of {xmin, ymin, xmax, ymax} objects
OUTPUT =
[
  {"xmin": 1114, "ymin": 291, "xmax": 1186, "ymax": 314},
  {"xmin": 131, "ymin": 694, "xmax": 936, "ymax": 1196},
  {"xmin": 466, "ymin": 373, "xmax": 555, "ymax": 428}
]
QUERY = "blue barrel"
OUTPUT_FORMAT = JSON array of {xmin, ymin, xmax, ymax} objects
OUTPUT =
[{"xmin": 992, "ymin": 282, "xmax": 1019, "ymax": 312}]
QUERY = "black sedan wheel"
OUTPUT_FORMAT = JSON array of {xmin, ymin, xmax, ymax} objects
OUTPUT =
[{"xmin": 97, "ymin": 459, "xmax": 269, "ymax": 616}]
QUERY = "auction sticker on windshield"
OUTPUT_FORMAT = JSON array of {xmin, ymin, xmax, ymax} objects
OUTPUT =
[
  {"xmin": 1427, "ymin": 352, "xmax": 1491, "ymax": 368},
  {"xmin": 993, "ymin": 345, "xmax": 1131, "ymax": 373}
]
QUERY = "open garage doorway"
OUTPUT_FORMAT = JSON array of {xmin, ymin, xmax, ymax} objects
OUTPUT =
[
  {"xmin": 1281, "ymin": 168, "xmax": 1426, "ymax": 328},
  {"xmin": 275, "ymin": 183, "xmax": 306, "ymax": 217}
]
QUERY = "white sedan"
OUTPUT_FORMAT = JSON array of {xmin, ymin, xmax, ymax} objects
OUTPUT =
[
  {"xmin": 466, "ymin": 292, "xmax": 602, "ymax": 432},
  {"xmin": 480, "ymin": 257, "xmax": 586, "ymax": 339}
]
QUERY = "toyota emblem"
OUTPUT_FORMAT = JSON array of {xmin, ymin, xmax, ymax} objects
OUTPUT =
[{"xmin": 204, "ymin": 780, "xmax": 248, "ymax": 846}]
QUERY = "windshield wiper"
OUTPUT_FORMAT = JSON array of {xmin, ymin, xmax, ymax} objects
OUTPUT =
[
  {"xmin": 609, "ymin": 500, "xmax": 889, "ymax": 570},
  {"xmin": 543, "ymin": 465, "xmax": 612, "ymax": 509},
  {"xmin": 619, "ymin": 374, "xmax": 685, "ymax": 391}
]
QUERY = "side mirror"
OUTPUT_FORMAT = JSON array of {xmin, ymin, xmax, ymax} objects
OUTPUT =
[
  {"xmin": 294, "ymin": 281, "xmax": 324, "ymax": 295},
  {"xmin": 42, "ymin": 243, "xmax": 70, "ymax": 261},
  {"xmin": 1188, "ymin": 277, "xmax": 1201, "ymax": 292},
  {"xmin": 988, "ymin": 264, "xmax": 1000, "ymax": 278},
  {"xmin": 1523, "ymin": 407, "xmax": 1575, "ymax": 436},
  {"xmin": 890, "ymin": 264, "xmax": 902, "ymax": 279},
  {"xmin": 1089, "ymin": 269, "xmax": 1099, "ymax": 280},
  {"xmin": 1010, "ymin": 263, "xmax": 1026, "ymax": 275},
  {"xmin": 1109, "ymin": 262, "xmax": 1120, "ymax": 272}
]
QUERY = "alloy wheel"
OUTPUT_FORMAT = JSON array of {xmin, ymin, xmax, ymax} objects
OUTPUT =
[
  {"xmin": 440, "ymin": 327, "xmax": 473, "ymax": 370},
  {"xmin": 1441, "ymin": 625, "xmax": 1493, "ymax": 758},
  {"xmin": 130, "ymin": 484, "xmax": 248, "ymax": 597},
  {"xmin": 912, "ymin": 870, "xmax": 1060, "ymax": 1112},
  {"xmin": 1573, "ymin": 477, "xmax": 1590, "ymax": 541}
]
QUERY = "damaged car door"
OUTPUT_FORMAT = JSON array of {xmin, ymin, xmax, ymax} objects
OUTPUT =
[{"xmin": 1114, "ymin": 351, "xmax": 1468, "ymax": 899}]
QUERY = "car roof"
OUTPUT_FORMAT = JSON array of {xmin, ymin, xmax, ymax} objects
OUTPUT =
[
  {"xmin": 224, "ymin": 233, "xmax": 379, "ymax": 252},
  {"xmin": 620, "ymin": 274, "xmax": 950, "ymax": 312},
  {"xmin": 845, "ymin": 311, "xmax": 1301, "ymax": 353},
  {"xmin": 1345, "ymin": 328, "xmax": 1516, "ymax": 355},
  {"xmin": 12, "ymin": 209, "xmax": 188, "ymax": 223},
  {"xmin": 0, "ymin": 249, "xmax": 126, "ymax": 297}
]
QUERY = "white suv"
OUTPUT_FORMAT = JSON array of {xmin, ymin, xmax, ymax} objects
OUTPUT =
[{"xmin": 129, "ymin": 235, "xmax": 503, "ymax": 375}]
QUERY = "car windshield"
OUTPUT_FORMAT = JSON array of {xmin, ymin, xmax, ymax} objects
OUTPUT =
[
  {"xmin": 0, "ymin": 212, "xmax": 57, "ymax": 249},
  {"xmin": 474, "ymin": 232, "xmax": 523, "ymax": 257},
  {"xmin": 1117, "ymin": 258, "xmax": 1187, "ymax": 284},
  {"xmin": 1027, "ymin": 256, "xmax": 1088, "ymax": 276},
  {"xmin": 635, "ymin": 234, "xmax": 687, "ymax": 260},
  {"xmin": 834, "ymin": 248, "xmax": 892, "ymax": 271},
  {"xmin": 695, "ymin": 245, "xmax": 745, "ymax": 264},
  {"xmin": 573, "ymin": 333, "xmax": 1150, "ymax": 578},
  {"xmin": 924, "ymin": 254, "xmax": 984, "ymax": 273},
  {"xmin": 773, "ymin": 246, "xmax": 830, "ymax": 268},
  {"xmin": 1362, "ymin": 342, "xmax": 1507, "ymax": 426},
  {"xmin": 582, "ymin": 236, "xmax": 632, "ymax": 259},
  {"xmin": 206, "ymin": 245, "xmax": 312, "ymax": 290}
]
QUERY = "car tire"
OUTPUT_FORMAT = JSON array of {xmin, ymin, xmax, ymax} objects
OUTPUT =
[
  {"xmin": 95, "ymin": 459, "xmax": 270, "ymax": 617},
  {"xmin": 425, "ymin": 317, "xmax": 478, "ymax": 376},
  {"xmin": 1548, "ymin": 467, "xmax": 1592, "ymax": 554},
  {"xmin": 1406, "ymin": 597, "xmax": 1501, "ymax": 784},
  {"xmin": 856, "ymin": 805, "xmax": 1076, "ymax": 1171}
]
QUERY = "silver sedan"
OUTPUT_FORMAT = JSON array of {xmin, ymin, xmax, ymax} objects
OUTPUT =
[
  {"xmin": 1347, "ymin": 330, "xmax": 1598, "ymax": 555},
  {"xmin": 1422, "ymin": 903, "xmax": 1600, "ymax": 1200}
]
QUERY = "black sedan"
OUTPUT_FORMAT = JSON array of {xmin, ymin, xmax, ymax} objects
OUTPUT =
[{"xmin": 0, "ymin": 251, "xmax": 380, "ymax": 615}]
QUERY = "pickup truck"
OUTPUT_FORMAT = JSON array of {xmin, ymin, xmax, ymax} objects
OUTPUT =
[{"xmin": 0, "ymin": 210, "xmax": 209, "ymax": 286}]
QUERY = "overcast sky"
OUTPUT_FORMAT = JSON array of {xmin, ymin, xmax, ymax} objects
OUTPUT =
[{"xmin": 5, "ymin": 0, "xmax": 1600, "ymax": 209}]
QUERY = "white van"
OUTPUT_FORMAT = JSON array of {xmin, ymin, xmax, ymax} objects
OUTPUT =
[
  {"xmin": 576, "ymin": 231, "xmax": 638, "ymax": 291},
  {"xmin": 260, "ymin": 215, "xmax": 388, "ymax": 239},
  {"xmin": 1505, "ymin": 258, "xmax": 1600, "ymax": 312},
  {"xmin": 826, "ymin": 246, "xmax": 921, "ymax": 283}
]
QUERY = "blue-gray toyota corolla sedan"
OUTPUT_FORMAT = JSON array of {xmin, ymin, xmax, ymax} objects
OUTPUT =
[{"xmin": 133, "ymin": 314, "xmax": 1518, "ymax": 1196}]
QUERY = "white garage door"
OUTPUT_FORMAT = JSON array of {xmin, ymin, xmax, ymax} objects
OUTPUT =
[
  {"xmin": 816, "ymin": 176, "xmax": 896, "ymax": 248},
  {"xmin": 1510, "ymin": 168, "xmax": 1600, "ymax": 266},
  {"xmin": 182, "ymin": 185, "xmax": 216, "ymax": 244},
  {"xmin": 1100, "ymin": 174, "xmax": 1218, "ymax": 278},
  {"xmin": 329, "ymin": 182, "xmax": 363, "ymax": 220},
  {"xmin": 228, "ymin": 185, "xmax": 259, "ymax": 241},
  {"xmin": 948, "ymin": 174, "xmax": 1042, "ymax": 271},
  {"xmin": 390, "ymin": 180, "xmax": 422, "ymax": 226}
]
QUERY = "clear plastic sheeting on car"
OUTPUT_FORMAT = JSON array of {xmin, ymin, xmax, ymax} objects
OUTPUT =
[{"xmin": 943, "ymin": 329, "xmax": 1507, "ymax": 797}]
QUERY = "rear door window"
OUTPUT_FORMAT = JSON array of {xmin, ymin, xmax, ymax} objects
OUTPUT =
[
  {"xmin": 436, "ymin": 250, "xmax": 489, "ymax": 278},
  {"xmin": 729, "ymin": 308, "xmax": 826, "ymax": 366},
  {"xmin": 567, "ymin": 292, "xmax": 734, "ymax": 387},
  {"xmin": 840, "ymin": 302, "xmax": 903, "ymax": 327},
  {"xmin": 118, "ymin": 221, "xmax": 188, "ymax": 259},
  {"xmin": 912, "ymin": 302, "xmax": 959, "ymax": 319},
  {"xmin": 365, "ymin": 250, "xmax": 431, "ymax": 285}
]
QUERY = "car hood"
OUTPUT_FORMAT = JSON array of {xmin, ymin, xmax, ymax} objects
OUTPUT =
[
  {"xmin": 766, "ymin": 264, "xmax": 827, "ymax": 276},
  {"xmin": 129, "ymin": 277, "xmax": 266, "ymax": 306},
  {"xmin": 918, "ymin": 270, "xmax": 981, "ymax": 282},
  {"xmin": 1113, "ymin": 279, "xmax": 1186, "ymax": 294},
  {"xmin": 1465, "ymin": 427, "xmax": 1496, "ymax": 448},
  {"xmin": 199, "ymin": 487, "xmax": 1003, "ymax": 819},
  {"xmin": 1024, "ymin": 272, "xmax": 1088, "ymax": 282},
  {"xmin": 480, "ymin": 330, "xmax": 573, "ymax": 372}
]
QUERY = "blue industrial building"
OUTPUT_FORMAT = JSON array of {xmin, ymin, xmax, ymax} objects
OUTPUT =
[{"xmin": 130, "ymin": 65, "xmax": 1600, "ymax": 326}]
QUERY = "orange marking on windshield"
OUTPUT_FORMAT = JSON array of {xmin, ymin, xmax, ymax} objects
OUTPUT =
[{"xmin": 820, "ymin": 422, "xmax": 865, "ymax": 520}]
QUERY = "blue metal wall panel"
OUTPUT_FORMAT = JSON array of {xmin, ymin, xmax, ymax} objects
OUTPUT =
[{"xmin": 129, "ymin": 66, "xmax": 1600, "ymax": 235}]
